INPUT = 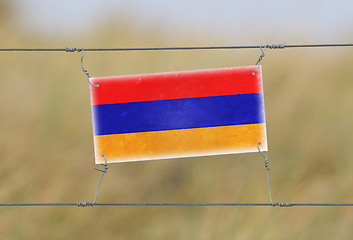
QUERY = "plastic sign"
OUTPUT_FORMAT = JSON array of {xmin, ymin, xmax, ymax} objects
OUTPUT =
[{"xmin": 90, "ymin": 66, "xmax": 267, "ymax": 164}]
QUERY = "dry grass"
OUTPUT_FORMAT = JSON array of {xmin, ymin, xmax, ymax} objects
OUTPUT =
[{"xmin": 1, "ymin": 19, "xmax": 353, "ymax": 240}]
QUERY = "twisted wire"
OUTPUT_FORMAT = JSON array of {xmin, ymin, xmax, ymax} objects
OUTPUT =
[
  {"xmin": 80, "ymin": 49, "xmax": 98, "ymax": 87},
  {"xmin": 92, "ymin": 154, "xmax": 109, "ymax": 206},
  {"xmin": 257, "ymin": 142, "xmax": 274, "ymax": 205}
]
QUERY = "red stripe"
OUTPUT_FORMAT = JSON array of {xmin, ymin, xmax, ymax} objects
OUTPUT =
[{"xmin": 90, "ymin": 66, "xmax": 262, "ymax": 105}]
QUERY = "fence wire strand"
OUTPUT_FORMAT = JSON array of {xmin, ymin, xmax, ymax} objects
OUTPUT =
[
  {"xmin": 1, "ymin": 202, "xmax": 353, "ymax": 207},
  {"xmin": 0, "ymin": 43, "xmax": 353, "ymax": 52}
]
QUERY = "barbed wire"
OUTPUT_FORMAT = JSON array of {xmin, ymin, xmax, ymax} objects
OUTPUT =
[{"xmin": 0, "ymin": 43, "xmax": 352, "ymax": 52}]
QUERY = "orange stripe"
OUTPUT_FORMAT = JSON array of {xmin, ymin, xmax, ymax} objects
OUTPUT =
[{"xmin": 93, "ymin": 123, "xmax": 267, "ymax": 164}]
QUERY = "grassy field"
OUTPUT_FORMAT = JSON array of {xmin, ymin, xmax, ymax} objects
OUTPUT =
[{"xmin": 1, "ymin": 17, "xmax": 353, "ymax": 239}]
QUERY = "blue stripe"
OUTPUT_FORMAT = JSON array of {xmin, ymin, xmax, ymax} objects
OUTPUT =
[{"xmin": 92, "ymin": 93, "xmax": 265, "ymax": 135}]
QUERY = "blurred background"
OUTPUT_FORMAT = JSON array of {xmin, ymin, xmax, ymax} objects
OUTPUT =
[{"xmin": 1, "ymin": 0, "xmax": 353, "ymax": 239}]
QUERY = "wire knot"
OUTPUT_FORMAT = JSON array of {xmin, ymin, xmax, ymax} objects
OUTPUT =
[
  {"xmin": 65, "ymin": 47, "xmax": 82, "ymax": 52},
  {"xmin": 252, "ymin": 43, "xmax": 285, "ymax": 75},
  {"xmin": 256, "ymin": 47, "xmax": 266, "ymax": 64},
  {"xmin": 264, "ymin": 159, "xmax": 269, "ymax": 169},
  {"xmin": 274, "ymin": 202, "xmax": 293, "ymax": 207},
  {"xmin": 95, "ymin": 155, "xmax": 108, "ymax": 173},
  {"xmin": 76, "ymin": 202, "xmax": 92, "ymax": 207},
  {"xmin": 266, "ymin": 44, "xmax": 285, "ymax": 49},
  {"xmin": 252, "ymin": 46, "xmax": 267, "ymax": 75},
  {"xmin": 257, "ymin": 142, "xmax": 270, "ymax": 171}
]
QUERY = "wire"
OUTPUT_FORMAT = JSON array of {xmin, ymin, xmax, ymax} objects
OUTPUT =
[
  {"xmin": 1, "ymin": 202, "xmax": 353, "ymax": 207},
  {"xmin": 0, "ymin": 43, "xmax": 353, "ymax": 52},
  {"xmin": 93, "ymin": 203, "xmax": 353, "ymax": 207},
  {"xmin": 0, "ymin": 203, "xmax": 77, "ymax": 206},
  {"xmin": 92, "ymin": 154, "xmax": 108, "ymax": 205}
]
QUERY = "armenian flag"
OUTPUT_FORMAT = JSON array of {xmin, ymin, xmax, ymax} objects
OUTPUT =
[{"xmin": 90, "ymin": 66, "xmax": 267, "ymax": 164}]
